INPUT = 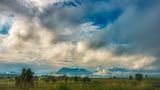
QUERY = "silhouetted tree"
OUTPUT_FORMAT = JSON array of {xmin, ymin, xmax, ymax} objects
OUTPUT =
[
  {"xmin": 135, "ymin": 73, "xmax": 143, "ymax": 81},
  {"xmin": 15, "ymin": 68, "xmax": 34, "ymax": 90},
  {"xmin": 113, "ymin": 76, "xmax": 117, "ymax": 79},
  {"xmin": 26, "ymin": 68, "xmax": 34, "ymax": 87},
  {"xmin": 129, "ymin": 75, "xmax": 133, "ymax": 80},
  {"xmin": 145, "ymin": 75, "xmax": 148, "ymax": 79}
]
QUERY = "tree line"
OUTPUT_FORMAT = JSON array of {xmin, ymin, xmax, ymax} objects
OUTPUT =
[
  {"xmin": 15, "ymin": 68, "xmax": 148, "ymax": 90},
  {"xmin": 15, "ymin": 68, "xmax": 91, "ymax": 90},
  {"xmin": 41, "ymin": 75, "xmax": 91, "ymax": 83}
]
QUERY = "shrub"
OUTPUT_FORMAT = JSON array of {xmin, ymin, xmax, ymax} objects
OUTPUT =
[
  {"xmin": 113, "ymin": 76, "xmax": 117, "ymax": 79},
  {"xmin": 135, "ymin": 73, "xmax": 143, "ymax": 81},
  {"xmin": 129, "ymin": 75, "xmax": 133, "ymax": 80},
  {"xmin": 82, "ymin": 77, "xmax": 91, "ymax": 82},
  {"xmin": 145, "ymin": 75, "xmax": 148, "ymax": 79}
]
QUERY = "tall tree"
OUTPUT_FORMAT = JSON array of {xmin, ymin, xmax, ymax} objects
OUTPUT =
[{"xmin": 15, "ymin": 68, "xmax": 34, "ymax": 90}]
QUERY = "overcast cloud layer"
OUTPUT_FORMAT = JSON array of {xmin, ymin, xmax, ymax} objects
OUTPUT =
[{"xmin": 0, "ymin": 0, "xmax": 160, "ymax": 71}]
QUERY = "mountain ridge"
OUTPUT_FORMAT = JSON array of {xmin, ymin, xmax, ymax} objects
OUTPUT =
[{"xmin": 56, "ymin": 67, "xmax": 92, "ymax": 76}]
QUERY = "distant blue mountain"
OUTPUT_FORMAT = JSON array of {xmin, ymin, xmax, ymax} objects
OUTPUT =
[
  {"xmin": 56, "ymin": 67, "xmax": 92, "ymax": 76},
  {"xmin": 0, "ymin": 71, "xmax": 19, "ymax": 77},
  {"xmin": 108, "ymin": 67, "xmax": 128, "ymax": 72}
]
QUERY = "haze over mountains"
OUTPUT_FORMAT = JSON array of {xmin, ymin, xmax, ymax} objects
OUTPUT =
[
  {"xmin": 0, "ymin": 67, "xmax": 160, "ymax": 78},
  {"xmin": 56, "ymin": 67, "xmax": 92, "ymax": 76}
]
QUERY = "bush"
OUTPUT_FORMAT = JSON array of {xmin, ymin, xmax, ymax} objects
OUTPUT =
[
  {"xmin": 145, "ymin": 75, "xmax": 148, "ymax": 79},
  {"xmin": 129, "ymin": 75, "xmax": 133, "ymax": 80},
  {"xmin": 135, "ymin": 73, "xmax": 143, "ymax": 81},
  {"xmin": 113, "ymin": 76, "xmax": 117, "ymax": 79},
  {"xmin": 42, "ymin": 75, "xmax": 56, "ymax": 83},
  {"xmin": 82, "ymin": 77, "xmax": 91, "ymax": 82}
]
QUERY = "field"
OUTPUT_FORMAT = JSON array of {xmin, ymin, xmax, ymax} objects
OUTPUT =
[{"xmin": 0, "ymin": 78, "xmax": 160, "ymax": 90}]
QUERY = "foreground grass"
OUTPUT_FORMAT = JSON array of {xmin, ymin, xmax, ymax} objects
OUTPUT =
[{"xmin": 0, "ymin": 78, "xmax": 160, "ymax": 90}]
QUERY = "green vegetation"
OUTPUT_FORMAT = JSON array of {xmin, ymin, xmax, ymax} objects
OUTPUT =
[
  {"xmin": 1, "ymin": 78, "xmax": 160, "ymax": 90},
  {"xmin": 0, "ymin": 69, "xmax": 160, "ymax": 90},
  {"xmin": 15, "ymin": 68, "xmax": 34, "ymax": 90},
  {"xmin": 129, "ymin": 75, "xmax": 133, "ymax": 80},
  {"xmin": 135, "ymin": 73, "xmax": 143, "ymax": 81}
]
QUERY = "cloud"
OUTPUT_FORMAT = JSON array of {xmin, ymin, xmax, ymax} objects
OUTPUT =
[
  {"xmin": 1, "ymin": 37, "xmax": 156, "ymax": 70},
  {"xmin": 94, "ymin": 67, "xmax": 107, "ymax": 76},
  {"xmin": 0, "ymin": 0, "xmax": 160, "ymax": 70},
  {"xmin": 3, "ymin": 16, "xmax": 55, "ymax": 49}
]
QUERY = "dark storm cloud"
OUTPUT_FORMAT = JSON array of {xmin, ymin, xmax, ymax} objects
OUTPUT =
[
  {"xmin": 95, "ymin": 0, "xmax": 160, "ymax": 69},
  {"xmin": 39, "ymin": 0, "xmax": 160, "ymax": 70},
  {"xmin": 37, "ymin": 0, "xmax": 133, "ymax": 42}
]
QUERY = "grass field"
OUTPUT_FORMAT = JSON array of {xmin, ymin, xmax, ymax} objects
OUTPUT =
[{"xmin": 0, "ymin": 78, "xmax": 160, "ymax": 90}]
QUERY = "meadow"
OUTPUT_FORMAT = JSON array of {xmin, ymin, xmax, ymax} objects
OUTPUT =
[{"xmin": 0, "ymin": 78, "xmax": 160, "ymax": 90}]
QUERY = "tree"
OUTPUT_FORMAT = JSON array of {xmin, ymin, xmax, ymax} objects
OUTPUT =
[
  {"xmin": 129, "ymin": 75, "xmax": 133, "ymax": 80},
  {"xmin": 113, "ymin": 76, "xmax": 117, "ymax": 79},
  {"xmin": 26, "ymin": 68, "xmax": 34, "ymax": 87},
  {"xmin": 15, "ymin": 68, "xmax": 27, "ymax": 89},
  {"xmin": 15, "ymin": 68, "xmax": 34, "ymax": 90},
  {"xmin": 82, "ymin": 77, "xmax": 91, "ymax": 82},
  {"xmin": 135, "ymin": 73, "xmax": 143, "ymax": 81},
  {"xmin": 145, "ymin": 75, "xmax": 148, "ymax": 79}
]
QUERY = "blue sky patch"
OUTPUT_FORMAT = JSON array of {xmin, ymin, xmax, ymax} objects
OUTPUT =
[
  {"xmin": 0, "ymin": 15, "xmax": 14, "ymax": 35},
  {"xmin": 84, "ymin": 9, "xmax": 123, "ymax": 28}
]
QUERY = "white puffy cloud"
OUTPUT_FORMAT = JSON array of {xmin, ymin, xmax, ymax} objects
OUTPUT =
[
  {"xmin": 0, "ymin": 0, "xmax": 159, "ymax": 71},
  {"xmin": 3, "ymin": 16, "xmax": 55, "ymax": 49},
  {"xmin": 1, "ymin": 31, "xmax": 156, "ymax": 69},
  {"xmin": 94, "ymin": 67, "xmax": 108, "ymax": 76}
]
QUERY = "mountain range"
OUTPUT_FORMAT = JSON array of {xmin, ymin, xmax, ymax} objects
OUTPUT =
[
  {"xmin": 0, "ymin": 71, "xmax": 19, "ymax": 77},
  {"xmin": 56, "ymin": 67, "xmax": 92, "ymax": 76}
]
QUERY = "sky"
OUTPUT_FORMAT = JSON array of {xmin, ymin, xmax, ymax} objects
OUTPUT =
[{"xmin": 0, "ymin": 0, "xmax": 160, "ymax": 73}]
